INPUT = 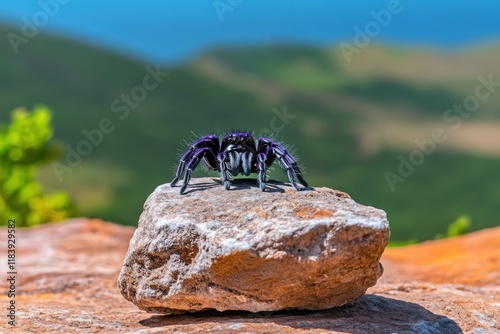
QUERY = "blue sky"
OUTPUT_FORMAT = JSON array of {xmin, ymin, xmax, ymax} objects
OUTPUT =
[{"xmin": 1, "ymin": 1, "xmax": 499, "ymax": 63}]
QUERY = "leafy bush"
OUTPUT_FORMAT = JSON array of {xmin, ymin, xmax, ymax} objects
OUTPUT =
[
  {"xmin": 433, "ymin": 215, "xmax": 471, "ymax": 240},
  {"xmin": 389, "ymin": 215, "xmax": 472, "ymax": 247},
  {"xmin": 445, "ymin": 215, "xmax": 471, "ymax": 238},
  {"xmin": 0, "ymin": 106, "xmax": 75, "ymax": 227}
]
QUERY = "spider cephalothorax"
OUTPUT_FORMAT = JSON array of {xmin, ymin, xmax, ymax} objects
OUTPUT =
[{"xmin": 171, "ymin": 131, "xmax": 308, "ymax": 194}]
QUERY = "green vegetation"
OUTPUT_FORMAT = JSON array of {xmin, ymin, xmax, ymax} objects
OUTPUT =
[
  {"xmin": 0, "ymin": 107, "xmax": 74, "ymax": 226},
  {"xmin": 389, "ymin": 215, "xmax": 472, "ymax": 246},
  {"xmin": 0, "ymin": 25, "xmax": 498, "ymax": 240},
  {"xmin": 434, "ymin": 215, "xmax": 471, "ymax": 239},
  {"xmin": 446, "ymin": 215, "xmax": 471, "ymax": 237}
]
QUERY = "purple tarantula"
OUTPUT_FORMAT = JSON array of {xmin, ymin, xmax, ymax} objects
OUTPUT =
[{"xmin": 171, "ymin": 131, "xmax": 308, "ymax": 194}]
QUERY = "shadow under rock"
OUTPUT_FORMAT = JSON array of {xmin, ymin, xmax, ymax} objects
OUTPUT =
[
  {"xmin": 139, "ymin": 295, "xmax": 463, "ymax": 334},
  {"xmin": 182, "ymin": 178, "xmax": 315, "ymax": 195}
]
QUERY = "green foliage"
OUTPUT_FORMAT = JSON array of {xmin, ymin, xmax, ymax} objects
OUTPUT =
[
  {"xmin": 446, "ymin": 215, "xmax": 471, "ymax": 237},
  {"xmin": 390, "ymin": 215, "xmax": 472, "ymax": 246},
  {"xmin": 434, "ymin": 215, "xmax": 471, "ymax": 240},
  {"xmin": 0, "ymin": 106, "xmax": 75, "ymax": 227}
]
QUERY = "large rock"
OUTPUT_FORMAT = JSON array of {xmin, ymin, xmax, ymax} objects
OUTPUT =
[
  {"xmin": 1, "ymin": 218, "xmax": 499, "ymax": 333},
  {"xmin": 118, "ymin": 177, "xmax": 390, "ymax": 314}
]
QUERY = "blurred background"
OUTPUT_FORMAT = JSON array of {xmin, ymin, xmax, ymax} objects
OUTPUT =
[{"xmin": 1, "ymin": 0, "xmax": 499, "ymax": 242}]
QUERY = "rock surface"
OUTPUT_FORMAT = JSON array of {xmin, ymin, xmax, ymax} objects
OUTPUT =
[
  {"xmin": 382, "ymin": 227, "xmax": 500, "ymax": 286},
  {"xmin": 118, "ymin": 178, "xmax": 390, "ymax": 313},
  {"xmin": 0, "ymin": 218, "xmax": 499, "ymax": 333}
]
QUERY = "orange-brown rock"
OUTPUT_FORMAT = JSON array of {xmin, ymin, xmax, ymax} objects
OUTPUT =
[
  {"xmin": 382, "ymin": 227, "xmax": 500, "ymax": 286},
  {"xmin": 0, "ymin": 218, "xmax": 498, "ymax": 333},
  {"xmin": 118, "ymin": 179, "xmax": 390, "ymax": 314}
]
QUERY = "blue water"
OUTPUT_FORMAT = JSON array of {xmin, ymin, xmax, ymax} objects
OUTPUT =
[{"xmin": 1, "ymin": 0, "xmax": 499, "ymax": 64}]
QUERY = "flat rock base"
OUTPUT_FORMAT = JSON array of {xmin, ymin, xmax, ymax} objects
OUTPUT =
[{"xmin": 1, "ymin": 219, "xmax": 499, "ymax": 333}]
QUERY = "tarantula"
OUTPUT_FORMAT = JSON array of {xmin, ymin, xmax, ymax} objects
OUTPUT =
[{"xmin": 171, "ymin": 131, "xmax": 308, "ymax": 194}]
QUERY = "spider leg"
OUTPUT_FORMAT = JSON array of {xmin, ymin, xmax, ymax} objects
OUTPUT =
[
  {"xmin": 171, "ymin": 147, "xmax": 195, "ymax": 186},
  {"xmin": 273, "ymin": 146, "xmax": 308, "ymax": 190},
  {"xmin": 258, "ymin": 138, "xmax": 308, "ymax": 190},
  {"xmin": 171, "ymin": 135, "xmax": 219, "ymax": 187},
  {"xmin": 256, "ymin": 152, "xmax": 268, "ymax": 191},
  {"xmin": 180, "ymin": 147, "xmax": 213, "ymax": 194},
  {"xmin": 278, "ymin": 154, "xmax": 301, "ymax": 190},
  {"xmin": 284, "ymin": 153, "xmax": 308, "ymax": 188},
  {"xmin": 217, "ymin": 152, "xmax": 232, "ymax": 190}
]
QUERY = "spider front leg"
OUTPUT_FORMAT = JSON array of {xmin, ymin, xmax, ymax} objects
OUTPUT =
[
  {"xmin": 257, "ymin": 138, "xmax": 308, "ymax": 191},
  {"xmin": 171, "ymin": 146, "xmax": 195, "ymax": 187},
  {"xmin": 276, "ymin": 147, "xmax": 308, "ymax": 190},
  {"xmin": 283, "ymin": 153, "xmax": 308, "ymax": 188},
  {"xmin": 171, "ymin": 135, "xmax": 219, "ymax": 188},
  {"xmin": 179, "ymin": 147, "xmax": 215, "ymax": 194}
]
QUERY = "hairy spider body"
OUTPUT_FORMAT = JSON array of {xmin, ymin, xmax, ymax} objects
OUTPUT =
[{"xmin": 171, "ymin": 131, "xmax": 308, "ymax": 194}]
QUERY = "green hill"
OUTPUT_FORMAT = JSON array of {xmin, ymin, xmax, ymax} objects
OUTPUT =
[{"xmin": 1, "ymin": 25, "xmax": 499, "ymax": 241}]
